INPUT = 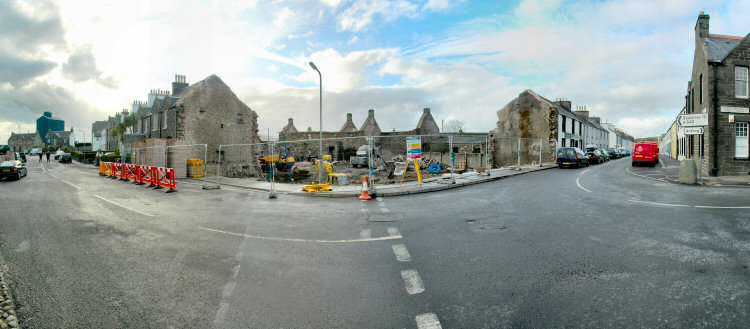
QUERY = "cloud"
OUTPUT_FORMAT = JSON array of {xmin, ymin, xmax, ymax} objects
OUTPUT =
[
  {"xmin": 0, "ymin": 0, "xmax": 66, "ymax": 55},
  {"xmin": 0, "ymin": 53, "xmax": 56, "ymax": 87},
  {"xmin": 292, "ymin": 48, "xmax": 397, "ymax": 92},
  {"xmin": 337, "ymin": 0, "xmax": 420, "ymax": 32},
  {"xmin": 61, "ymin": 47, "xmax": 119, "ymax": 88}
]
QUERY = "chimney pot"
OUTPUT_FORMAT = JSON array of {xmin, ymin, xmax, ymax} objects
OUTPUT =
[
  {"xmin": 346, "ymin": 113, "xmax": 352, "ymax": 120},
  {"xmin": 368, "ymin": 109, "xmax": 374, "ymax": 117},
  {"xmin": 288, "ymin": 118, "xmax": 293, "ymax": 124},
  {"xmin": 423, "ymin": 108, "xmax": 430, "ymax": 114}
]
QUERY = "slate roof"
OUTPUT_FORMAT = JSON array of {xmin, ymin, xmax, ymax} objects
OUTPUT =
[
  {"xmin": 92, "ymin": 121, "xmax": 108, "ymax": 137},
  {"xmin": 705, "ymin": 34, "xmax": 744, "ymax": 62},
  {"xmin": 47, "ymin": 131, "xmax": 73, "ymax": 139},
  {"xmin": 533, "ymin": 92, "xmax": 586, "ymax": 122}
]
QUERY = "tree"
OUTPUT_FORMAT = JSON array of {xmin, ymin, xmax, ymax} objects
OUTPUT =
[
  {"xmin": 108, "ymin": 113, "xmax": 137, "ymax": 143},
  {"xmin": 443, "ymin": 119, "xmax": 464, "ymax": 133}
]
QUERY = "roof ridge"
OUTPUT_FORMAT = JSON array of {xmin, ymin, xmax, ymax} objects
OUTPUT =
[{"xmin": 709, "ymin": 33, "xmax": 743, "ymax": 40}]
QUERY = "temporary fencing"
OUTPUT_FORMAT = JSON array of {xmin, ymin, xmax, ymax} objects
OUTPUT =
[
  {"xmin": 492, "ymin": 137, "xmax": 558, "ymax": 168},
  {"xmin": 99, "ymin": 162, "xmax": 176, "ymax": 192}
]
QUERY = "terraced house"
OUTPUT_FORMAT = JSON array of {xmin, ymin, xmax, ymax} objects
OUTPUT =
[{"xmin": 664, "ymin": 12, "xmax": 750, "ymax": 176}]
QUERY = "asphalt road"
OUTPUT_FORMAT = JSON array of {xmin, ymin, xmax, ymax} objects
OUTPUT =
[{"xmin": 0, "ymin": 157, "xmax": 748, "ymax": 328}]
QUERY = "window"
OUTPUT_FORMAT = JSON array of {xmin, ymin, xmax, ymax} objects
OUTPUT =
[
  {"xmin": 571, "ymin": 120, "xmax": 575, "ymax": 135},
  {"xmin": 152, "ymin": 115, "xmax": 158, "ymax": 130},
  {"xmin": 737, "ymin": 66, "xmax": 749, "ymax": 98},
  {"xmin": 691, "ymin": 88, "xmax": 695, "ymax": 113},
  {"xmin": 562, "ymin": 116, "xmax": 566, "ymax": 133},
  {"xmin": 699, "ymin": 73, "xmax": 703, "ymax": 104},
  {"xmin": 735, "ymin": 122, "xmax": 748, "ymax": 158},
  {"xmin": 163, "ymin": 111, "xmax": 168, "ymax": 129}
]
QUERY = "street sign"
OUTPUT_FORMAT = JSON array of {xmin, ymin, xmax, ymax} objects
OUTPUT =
[
  {"xmin": 678, "ymin": 113, "xmax": 708, "ymax": 127},
  {"xmin": 683, "ymin": 127, "xmax": 704, "ymax": 135},
  {"xmin": 406, "ymin": 136, "xmax": 421, "ymax": 160}
]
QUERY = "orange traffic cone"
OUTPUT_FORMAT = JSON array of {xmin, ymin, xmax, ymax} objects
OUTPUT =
[{"xmin": 358, "ymin": 175, "xmax": 372, "ymax": 200}]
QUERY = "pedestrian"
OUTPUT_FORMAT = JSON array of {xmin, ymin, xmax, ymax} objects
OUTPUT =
[
  {"xmin": 46, "ymin": 151, "xmax": 50, "ymax": 162},
  {"xmin": 39, "ymin": 152, "xmax": 42, "ymax": 162}
]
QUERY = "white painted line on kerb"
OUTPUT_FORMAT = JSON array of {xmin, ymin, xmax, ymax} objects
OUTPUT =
[
  {"xmin": 387, "ymin": 227, "xmax": 401, "ymax": 237},
  {"xmin": 391, "ymin": 244, "xmax": 412, "ymax": 262},
  {"xmin": 401, "ymin": 269, "xmax": 425, "ymax": 294},
  {"xmin": 61, "ymin": 180, "xmax": 81, "ymax": 190},
  {"xmin": 416, "ymin": 313, "xmax": 443, "ymax": 329},
  {"xmin": 576, "ymin": 177, "xmax": 591, "ymax": 193},
  {"xmin": 627, "ymin": 199, "xmax": 690, "ymax": 208},
  {"xmin": 94, "ymin": 195, "xmax": 155, "ymax": 217},
  {"xmin": 360, "ymin": 229, "xmax": 372, "ymax": 239},
  {"xmin": 198, "ymin": 226, "xmax": 402, "ymax": 243}
]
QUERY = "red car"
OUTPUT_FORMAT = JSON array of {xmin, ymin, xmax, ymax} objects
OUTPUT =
[{"xmin": 632, "ymin": 142, "xmax": 659, "ymax": 167}]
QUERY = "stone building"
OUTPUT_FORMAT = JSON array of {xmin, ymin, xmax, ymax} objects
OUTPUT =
[
  {"xmin": 45, "ymin": 129, "xmax": 75, "ymax": 149},
  {"xmin": 36, "ymin": 112, "xmax": 64, "ymax": 141},
  {"xmin": 91, "ymin": 121, "xmax": 108, "ymax": 151},
  {"xmin": 673, "ymin": 12, "xmax": 750, "ymax": 176},
  {"xmin": 128, "ymin": 74, "xmax": 259, "ymax": 177},
  {"xmin": 573, "ymin": 106, "xmax": 610, "ymax": 150},
  {"xmin": 7, "ymin": 132, "xmax": 43, "ymax": 153}
]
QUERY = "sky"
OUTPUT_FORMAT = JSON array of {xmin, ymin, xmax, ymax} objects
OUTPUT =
[{"xmin": 1, "ymin": 0, "xmax": 749, "ymax": 144}]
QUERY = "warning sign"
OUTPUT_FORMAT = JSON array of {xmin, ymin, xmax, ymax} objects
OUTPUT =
[{"xmin": 406, "ymin": 136, "xmax": 421, "ymax": 160}]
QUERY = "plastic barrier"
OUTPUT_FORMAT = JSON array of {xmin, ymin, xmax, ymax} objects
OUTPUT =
[
  {"xmin": 123, "ymin": 164, "xmax": 138, "ymax": 182},
  {"xmin": 153, "ymin": 166, "xmax": 177, "ymax": 192},
  {"xmin": 99, "ymin": 162, "xmax": 176, "ymax": 193}
]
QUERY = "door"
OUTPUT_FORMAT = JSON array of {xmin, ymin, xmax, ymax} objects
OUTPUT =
[{"xmin": 736, "ymin": 122, "xmax": 749, "ymax": 158}]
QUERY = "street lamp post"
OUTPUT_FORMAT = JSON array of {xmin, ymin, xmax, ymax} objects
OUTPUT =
[{"xmin": 309, "ymin": 61, "xmax": 324, "ymax": 184}]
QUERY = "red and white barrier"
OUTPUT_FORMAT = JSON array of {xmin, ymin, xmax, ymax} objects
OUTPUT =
[{"xmin": 100, "ymin": 162, "xmax": 176, "ymax": 193}]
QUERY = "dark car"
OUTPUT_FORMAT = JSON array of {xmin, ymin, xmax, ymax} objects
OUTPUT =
[
  {"xmin": 556, "ymin": 147, "xmax": 589, "ymax": 168},
  {"xmin": 59, "ymin": 153, "xmax": 72, "ymax": 163},
  {"xmin": 585, "ymin": 149, "xmax": 604, "ymax": 164},
  {"xmin": 16, "ymin": 152, "xmax": 26, "ymax": 163},
  {"xmin": 0, "ymin": 160, "xmax": 27, "ymax": 180},
  {"xmin": 607, "ymin": 149, "xmax": 619, "ymax": 159}
]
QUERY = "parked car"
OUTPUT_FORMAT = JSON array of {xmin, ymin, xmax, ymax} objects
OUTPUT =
[
  {"xmin": 556, "ymin": 147, "xmax": 589, "ymax": 168},
  {"xmin": 0, "ymin": 160, "xmax": 27, "ymax": 180},
  {"xmin": 585, "ymin": 149, "xmax": 604, "ymax": 164},
  {"xmin": 632, "ymin": 142, "xmax": 659, "ymax": 167},
  {"xmin": 59, "ymin": 153, "xmax": 72, "ymax": 163},
  {"xmin": 617, "ymin": 148, "xmax": 629, "ymax": 157},
  {"xmin": 599, "ymin": 149, "xmax": 610, "ymax": 161},
  {"xmin": 607, "ymin": 149, "xmax": 619, "ymax": 159},
  {"xmin": 54, "ymin": 150, "xmax": 65, "ymax": 160}
]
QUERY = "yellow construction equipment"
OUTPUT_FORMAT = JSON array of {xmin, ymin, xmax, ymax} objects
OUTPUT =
[
  {"xmin": 187, "ymin": 158, "xmax": 204, "ymax": 178},
  {"xmin": 315, "ymin": 159, "xmax": 348, "ymax": 185},
  {"xmin": 302, "ymin": 182, "xmax": 332, "ymax": 192}
]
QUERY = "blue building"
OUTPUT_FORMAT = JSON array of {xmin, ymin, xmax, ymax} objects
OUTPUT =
[{"xmin": 36, "ymin": 111, "xmax": 64, "ymax": 140}]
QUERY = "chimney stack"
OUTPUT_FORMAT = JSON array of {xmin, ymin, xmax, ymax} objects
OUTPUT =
[
  {"xmin": 172, "ymin": 74, "xmax": 189, "ymax": 95},
  {"xmin": 695, "ymin": 11, "xmax": 710, "ymax": 41}
]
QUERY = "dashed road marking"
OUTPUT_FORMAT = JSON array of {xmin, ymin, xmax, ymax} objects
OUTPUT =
[
  {"xmin": 387, "ymin": 227, "xmax": 400, "ymax": 237},
  {"xmin": 222, "ymin": 281, "xmax": 236, "ymax": 298},
  {"xmin": 360, "ymin": 208, "xmax": 369, "ymax": 213},
  {"xmin": 198, "ymin": 226, "xmax": 402, "ymax": 243},
  {"xmin": 629, "ymin": 199, "xmax": 750, "ymax": 209},
  {"xmin": 576, "ymin": 177, "xmax": 592, "ymax": 193},
  {"xmin": 94, "ymin": 194, "xmax": 155, "ymax": 217},
  {"xmin": 360, "ymin": 229, "xmax": 372, "ymax": 239},
  {"xmin": 213, "ymin": 302, "xmax": 230, "ymax": 323},
  {"xmin": 61, "ymin": 179, "xmax": 81, "ymax": 190},
  {"xmin": 376, "ymin": 197, "xmax": 383, "ymax": 202},
  {"xmin": 401, "ymin": 269, "xmax": 425, "ymax": 294},
  {"xmin": 379, "ymin": 207, "xmax": 390, "ymax": 213},
  {"xmin": 391, "ymin": 244, "xmax": 411, "ymax": 262},
  {"xmin": 694, "ymin": 205, "xmax": 750, "ymax": 209},
  {"xmin": 416, "ymin": 313, "xmax": 443, "ymax": 329}
]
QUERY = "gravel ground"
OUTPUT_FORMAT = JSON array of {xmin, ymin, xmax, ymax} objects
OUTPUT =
[{"xmin": 0, "ymin": 268, "xmax": 19, "ymax": 328}]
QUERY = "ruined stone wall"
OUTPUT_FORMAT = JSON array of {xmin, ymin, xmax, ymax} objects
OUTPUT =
[{"xmin": 494, "ymin": 91, "xmax": 555, "ymax": 167}]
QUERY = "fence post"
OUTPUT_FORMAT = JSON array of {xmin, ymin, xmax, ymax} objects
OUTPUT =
[
  {"xmin": 217, "ymin": 145, "xmax": 222, "ymax": 187},
  {"xmin": 449, "ymin": 135, "xmax": 455, "ymax": 183},
  {"xmin": 269, "ymin": 142, "xmax": 277, "ymax": 199},
  {"xmin": 203, "ymin": 144, "xmax": 208, "ymax": 188},
  {"xmin": 517, "ymin": 138, "xmax": 521, "ymax": 168},
  {"xmin": 368, "ymin": 136, "xmax": 375, "ymax": 191},
  {"xmin": 539, "ymin": 139, "xmax": 543, "ymax": 167}
]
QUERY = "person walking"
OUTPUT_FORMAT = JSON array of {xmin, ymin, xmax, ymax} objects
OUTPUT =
[
  {"xmin": 39, "ymin": 152, "xmax": 42, "ymax": 163},
  {"xmin": 45, "ymin": 151, "xmax": 50, "ymax": 163}
]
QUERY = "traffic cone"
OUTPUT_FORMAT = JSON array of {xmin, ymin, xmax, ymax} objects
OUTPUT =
[{"xmin": 358, "ymin": 175, "xmax": 372, "ymax": 200}]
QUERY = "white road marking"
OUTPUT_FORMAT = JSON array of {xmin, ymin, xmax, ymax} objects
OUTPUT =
[
  {"xmin": 198, "ymin": 226, "xmax": 402, "ymax": 243},
  {"xmin": 588, "ymin": 236, "xmax": 602, "ymax": 242},
  {"xmin": 625, "ymin": 167, "xmax": 666, "ymax": 182},
  {"xmin": 93, "ymin": 195, "xmax": 155, "ymax": 217},
  {"xmin": 376, "ymin": 197, "xmax": 383, "ymax": 202},
  {"xmin": 360, "ymin": 229, "xmax": 372, "ymax": 239},
  {"xmin": 231, "ymin": 265, "xmax": 241, "ymax": 278},
  {"xmin": 61, "ymin": 180, "xmax": 81, "ymax": 190},
  {"xmin": 627, "ymin": 199, "xmax": 690, "ymax": 208},
  {"xmin": 391, "ymin": 244, "xmax": 412, "ymax": 262},
  {"xmin": 222, "ymin": 281, "xmax": 236, "ymax": 298},
  {"xmin": 401, "ymin": 269, "xmax": 425, "ymax": 294},
  {"xmin": 580, "ymin": 168, "xmax": 591, "ymax": 176},
  {"xmin": 380, "ymin": 207, "xmax": 390, "ymax": 213},
  {"xmin": 48, "ymin": 173, "xmax": 57, "ymax": 178},
  {"xmin": 694, "ymin": 205, "xmax": 750, "ymax": 209},
  {"xmin": 576, "ymin": 177, "xmax": 592, "ymax": 193},
  {"xmin": 387, "ymin": 227, "xmax": 400, "ymax": 237},
  {"xmin": 213, "ymin": 302, "xmax": 230, "ymax": 323},
  {"xmin": 416, "ymin": 313, "xmax": 442, "ymax": 329},
  {"xmin": 360, "ymin": 208, "xmax": 369, "ymax": 213}
]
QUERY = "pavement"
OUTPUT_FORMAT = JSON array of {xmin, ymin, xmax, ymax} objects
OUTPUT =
[
  {"xmin": 659, "ymin": 154, "xmax": 750, "ymax": 186},
  {"xmin": 184, "ymin": 163, "xmax": 559, "ymax": 197}
]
